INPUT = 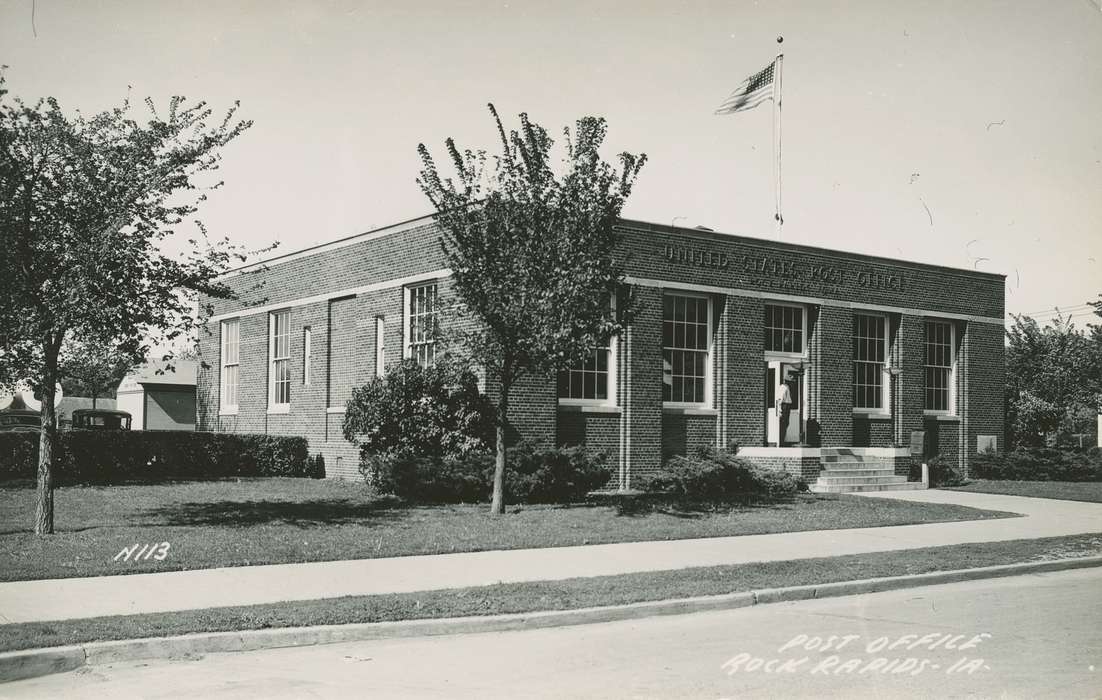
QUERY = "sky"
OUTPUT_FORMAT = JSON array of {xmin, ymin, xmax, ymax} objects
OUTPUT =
[{"xmin": 2, "ymin": 0, "xmax": 1100, "ymax": 326}]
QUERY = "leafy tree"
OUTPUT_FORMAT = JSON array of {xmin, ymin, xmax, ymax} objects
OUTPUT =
[
  {"xmin": 417, "ymin": 104, "xmax": 646, "ymax": 514},
  {"xmin": 1005, "ymin": 305, "xmax": 1102, "ymax": 447},
  {"xmin": 0, "ymin": 72, "xmax": 255, "ymax": 534},
  {"xmin": 59, "ymin": 339, "xmax": 135, "ymax": 407}
]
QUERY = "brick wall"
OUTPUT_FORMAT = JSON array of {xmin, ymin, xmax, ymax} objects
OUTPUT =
[
  {"xmin": 738, "ymin": 455, "xmax": 822, "ymax": 481},
  {"xmin": 661, "ymin": 414, "xmax": 718, "ymax": 461},
  {"xmin": 558, "ymin": 411, "xmax": 620, "ymax": 456},
  {"xmin": 723, "ymin": 294, "xmax": 765, "ymax": 448},
  {"xmin": 813, "ymin": 305, "xmax": 854, "ymax": 446},
  {"xmin": 963, "ymin": 321, "xmax": 1006, "ymax": 473},
  {"xmin": 199, "ymin": 217, "xmax": 1004, "ymax": 483},
  {"xmin": 618, "ymin": 220, "xmax": 1004, "ymax": 319},
  {"xmin": 624, "ymin": 285, "xmax": 665, "ymax": 483}
]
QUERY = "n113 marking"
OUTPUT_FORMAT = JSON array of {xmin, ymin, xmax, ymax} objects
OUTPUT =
[{"xmin": 114, "ymin": 542, "xmax": 171, "ymax": 562}]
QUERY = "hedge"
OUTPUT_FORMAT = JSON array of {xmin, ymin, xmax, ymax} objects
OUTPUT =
[
  {"xmin": 639, "ymin": 448, "xmax": 804, "ymax": 506},
  {"xmin": 970, "ymin": 447, "xmax": 1102, "ymax": 482},
  {"xmin": 363, "ymin": 442, "xmax": 611, "ymax": 504},
  {"xmin": 0, "ymin": 431, "xmax": 318, "ymax": 484}
]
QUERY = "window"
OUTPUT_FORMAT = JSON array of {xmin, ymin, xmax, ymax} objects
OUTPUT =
[
  {"xmin": 220, "ymin": 319, "xmax": 239, "ymax": 412},
  {"xmin": 764, "ymin": 304, "xmax": 804, "ymax": 355},
  {"xmin": 375, "ymin": 316, "xmax": 386, "ymax": 377},
  {"xmin": 302, "ymin": 326, "xmax": 312, "ymax": 385},
  {"xmin": 405, "ymin": 283, "xmax": 437, "ymax": 366},
  {"xmin": 853, "ymin": 314, "xmax": 889, "ymax": 411},
  {"xmin": 269, "ymin": 310, "xmax": 291, "ymax": 408},
  {"xmin": 558, "ymin": 345, "xmax": 613, "ymax": 402},
  {"xmin": 662, "ymin": 294, "xmax": 711, "ymax": 405},
  {"xmin": 924, "ymin": 320, "xmax": 955, "ymax": 413}
]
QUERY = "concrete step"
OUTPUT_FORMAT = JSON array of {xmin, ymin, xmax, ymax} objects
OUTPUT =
[
  {"xmin": 820, "ymin": 462, "xmax": 897, "ymax": 471},
  {"xmin": 819, "ymin": 471, "xmax": 894, "ymax": 482},
  {"xmin": 821, "ymin": 455, "xmax": 894, "ymax": 463},
  {"xmin": 809, "ymin": 481, "xmax": 927, "ymax": 493},
  {"xmin": 814, "ymin": 475, "xmax": 909, "ymax": 485}
]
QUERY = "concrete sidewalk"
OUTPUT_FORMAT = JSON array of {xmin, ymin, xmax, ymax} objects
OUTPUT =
[{"xmin": 1, "ymin": 490, "xmax": 1100, "ymax": 625}]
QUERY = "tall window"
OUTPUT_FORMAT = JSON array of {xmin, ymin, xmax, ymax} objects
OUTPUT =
[
  {"xmin": 924, "ymin": 320, "xmax": 954, "ymax": 413},
  {"xmin": 302, "ymin": 326, "xmax": 312, "ymax": 385},
  {"xmin": 663, "ymin": 294, "xmax": 711, "ymax": 405},
  {"xmin": 269, "ymin": 310, "xmax": 291, "ymax": 407},
  {"xmin": 558, "ymin": 345, "xmax": 612, "ymax": 402},
  {"xmin": 220, "ymin": 319, "xmax": 239, "ymax": 411},
  {"xmin": 764, "ymin": 304, "xmax": 804, "ymax": 355},
  {"xmin": 375, "ymin": 316, "xmax": 386, "ymax": 377},
  {"xmin": 853, "ymin": 314, "xmax": 889, "ymax": 410},
  {"xmin": 406, "ymin": 283, "xmax": 437, "ymax": 366}
]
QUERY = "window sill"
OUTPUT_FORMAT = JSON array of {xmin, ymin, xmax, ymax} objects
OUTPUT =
[
  {"xmin": 219, "ymin": 407, "xmax": 238, "ymax": 416},
  {"xmin": 923, "ymin": 412, "xmax": 960, "ymax": 422},
  {"xmin": 662, "ymin": 406, "xmax": 718, "ymax": 416},
  {"xmin": 558, "ymin": 403, "xmax": 621, "ymax": 414},
  {"xmin": 267, "ymin": 405, "xmax": 291, "ymax": 415},
  {"xmin": 762, "ymin": 352, "xmax": 807, "ymax": 361},
  {"xmin": 853, "ymin": 410, "xmax": 892, "ymax": 419},
  {"xmin": 326, "ymin": 407, "xmax": 346, "ymax": 414}
]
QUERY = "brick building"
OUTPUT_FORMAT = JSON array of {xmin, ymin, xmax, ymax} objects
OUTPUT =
[{"xmin": 198, "ymin": 215, "xmax": 1005, "ymax": 489}]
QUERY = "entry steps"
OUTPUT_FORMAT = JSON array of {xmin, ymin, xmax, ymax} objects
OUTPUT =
[{"xmin": 808, "ymin": 448, "xmax": 926, "ymax": 494}]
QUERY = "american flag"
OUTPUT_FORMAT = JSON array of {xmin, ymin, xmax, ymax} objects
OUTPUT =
[{"xmin": 715, "ymin": 60, "xmax": 776, "ymax": 115}]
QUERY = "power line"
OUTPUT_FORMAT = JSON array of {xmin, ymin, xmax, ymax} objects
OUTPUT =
[{"xmin": 1014, "ymin": 303, "xmax": 1095, "ymax": 316}]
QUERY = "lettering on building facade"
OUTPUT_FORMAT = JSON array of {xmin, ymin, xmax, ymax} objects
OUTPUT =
[{"xmin": 661, "ymin": 242, "xmax": 903, "ymax": 293}]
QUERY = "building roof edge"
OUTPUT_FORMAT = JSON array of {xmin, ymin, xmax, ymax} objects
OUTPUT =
[{"xmin": 619, "ymin": 219, "xmax": 1007, "ymax": 281}]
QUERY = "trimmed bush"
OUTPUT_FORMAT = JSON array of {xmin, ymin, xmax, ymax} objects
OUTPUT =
[
  {"xmin": 364, "ymin": 442, "xmax": 610, "ymax": 505},
  {"xmin": 503, "ymin": 442, "xmax": 611, "ymax": 504},
  {"xmin": 343, "ymin": 357, "xmax": 494, "ymax": 468},
  {"xmin": 365, "ymin": 454, "xmax": 489, "ymax": 504},
  {"xmin": 0, "ymin": 431, "xmax": 311, "ymax": 484},
  {"xmin": 970, "ymin": 447, "xmax": 1102, "ymax": 482},
  {"xmin": 640, "ymin": 448, "xmax": 801, "ymax": 506}
]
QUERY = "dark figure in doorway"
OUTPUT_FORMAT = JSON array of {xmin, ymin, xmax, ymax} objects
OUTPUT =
[{"xmin": 777, "ymin": 370, "xmax": 794, "ymax": 446}]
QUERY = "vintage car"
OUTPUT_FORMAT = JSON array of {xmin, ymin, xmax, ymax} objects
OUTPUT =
[{"xmin": 71, "ymin": 409, "xmax": 132, "ymax": 431}]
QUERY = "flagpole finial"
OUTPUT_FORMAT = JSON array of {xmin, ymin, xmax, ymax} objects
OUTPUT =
[{"xmin": 776, "ymin": 35, "xmax": 783, "ymax": 43}]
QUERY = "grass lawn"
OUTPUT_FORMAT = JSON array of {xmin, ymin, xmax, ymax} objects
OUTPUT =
[
  {"xmin": 0, "ymin": 478, "xmax": 1015, "ymax": 582},
  {"xmin": 948, "ymin": 480, "xmax": 1102, "ymax": 503},
  {"xmin": 1, "ymin": 532, "xmax": 1098, "ymax": 654}
]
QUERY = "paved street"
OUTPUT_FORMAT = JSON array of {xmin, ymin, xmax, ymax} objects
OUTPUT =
[
  {"xmin": 5, "ymin": 566, "xmax": 1100, "ymax": 699},
  {"xmin": 3, "ymin": 489, "xmax": 1102, "ymax": 624}
]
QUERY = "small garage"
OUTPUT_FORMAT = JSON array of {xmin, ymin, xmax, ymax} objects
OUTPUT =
[{"xmin": 116, "ymin": 360, "xmax": 197, "ymax": 431}]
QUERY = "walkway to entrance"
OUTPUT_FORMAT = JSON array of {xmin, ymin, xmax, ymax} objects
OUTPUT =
[{"xmin": 1, "ymin": 490, "xmax": 1099, "ymax": 624}]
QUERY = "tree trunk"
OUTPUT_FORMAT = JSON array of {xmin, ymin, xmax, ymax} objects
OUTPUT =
[
  {"xmin": 34, "ymin": 376, "xmax": 57, "ymax": 535},
  {"xmin": 490, "ymin": 367, "xmax": 511, "ymax": 515}
]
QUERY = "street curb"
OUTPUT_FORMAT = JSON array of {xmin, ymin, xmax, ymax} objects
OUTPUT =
[{"xmin": 3, "ymin": 554, "xmax": 1101, "ymax": 684}]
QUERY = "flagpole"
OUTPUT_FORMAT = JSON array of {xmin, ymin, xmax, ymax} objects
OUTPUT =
[{"xmin": 774, "ymin": 51, "xmax": 784, "ymax": 239}]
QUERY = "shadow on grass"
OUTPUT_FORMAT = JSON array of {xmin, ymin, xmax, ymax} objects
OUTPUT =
[
  {"xmin": 610, "ymin": 494, "xmax": 812, "ymax": 518},
  {"xmin": 138, "ymin": 498, "xmax": 409, "ymax": 528}
]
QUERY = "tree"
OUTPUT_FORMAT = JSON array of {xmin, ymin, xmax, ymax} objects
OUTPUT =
[
  {"xmin": 59, "ymin": 339, "xmax": 134, "ymax": 408},
  {"xmin": 0, "ymin": 72, "xmax": 254, "ymax": 534},
  {"xmin": 1005, "ymin": 305, "xmax": 1102, "ymax": 447},
  {"xmin": 416, "ymin": 104, "xmax": 646, "ymax": 514}
]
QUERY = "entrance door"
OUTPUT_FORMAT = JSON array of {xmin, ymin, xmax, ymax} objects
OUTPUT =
[{"xmin": 765, "ymin": 361, "xmax": 803, "ymax": 446}]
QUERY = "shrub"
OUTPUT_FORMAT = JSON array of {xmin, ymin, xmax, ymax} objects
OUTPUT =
[
  {"xmin": 641, "ymin": 448, "xmax": 800, "ymax": 506},
  {"xmin": 909, "ymin": 455, "xmax": 968, "ymax": 487},
  {"xmin": 343, "ymin": 357, "xmax": 494, "ymax": 472},
  {"xmin": 970, "ymin": 448, "xmax": 1102, "ymax": 482},
  {"xmin": 364, "ymin": 442, "xmax": 610, "ymax": 505},
  {"xmin": 0, "ymin": 431, "xmax": 311, "ymax": 484},
  {"xmin": 503, "ymin": 442, "xmax": 611, "ymax": 504},
  {"xmin": 365, "ymin": 454, "xmax": 488, "ymax": 504}
]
